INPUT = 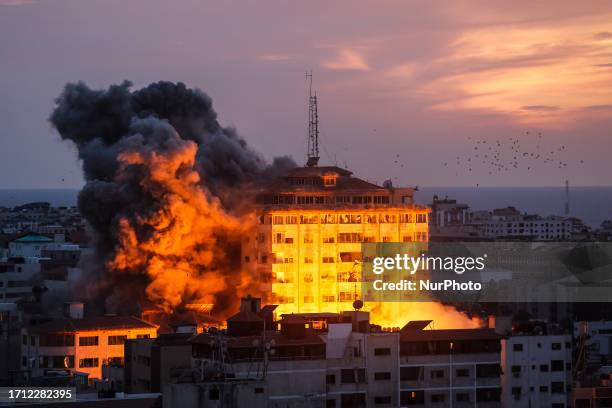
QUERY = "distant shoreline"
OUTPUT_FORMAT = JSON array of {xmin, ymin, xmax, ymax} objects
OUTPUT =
[{"xmin": 1, "ymin": 186, "xmax": 611, "ymax": 228}]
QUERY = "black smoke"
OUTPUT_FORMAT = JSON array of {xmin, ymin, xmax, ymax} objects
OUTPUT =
[{"xmin": 50, "ymin": 80, "xmax": 295, "ymax": 315}]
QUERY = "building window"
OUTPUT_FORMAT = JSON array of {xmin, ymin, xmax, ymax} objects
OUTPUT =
[
  {"xmin": 456, "ymin": 393, "xmax": 469, "ymax": 402},
  {"xmin": 416, "ymin": 213, "xmax": 427, "ymax": 223},
  {"xmin": 254, "ymin": 387, "xmax": 264, "ymax": 394},
  {"xmin": 303, "ymin": 233, "xmax": 314, "ymax": 243},
  {"xmin": 40, "ymin": 334, "xmax": 75, "ymax": 347},
  {"xmin": 551, "ymin": 342, "xmax": 561, "ymax": 350},
  {"xmin": 338, "ymin": 233, "xmax": 362, "ymax": 243},
  {"xmin": 326, "ymin": 374, "xmax": 335, "ymax": 384},
  {"xmin": 551, "ymin": 382, "xmax": 564, "ymax": 394},
  {"xmin": 322, "ymin": 257, "xmax": 335, "ymax": 263},
  {"xmin": 476, "ymin": 388, "xmax": 501, "ymax": 402},
  {"xmin": 79, "ymin": 358, "xmax": 99, "ymax": 368},
  {"xmin": 79, "ymin": 336, "xmax": 99, "ymax": 346},
  {"xmin": 379, "ymin": 214, "xmax": 397, "ymax": 223},
  {"xmin": 400, "ymin": 366, "xmax": 423, "ymax": 381},
  {"xmin": 374, "ymin": 372, "xmax": 391, "ymax": 380},
  {"xmin": 551, "ymin": 360, "xmax": 564, "ymax": 371},
  {"xmin": 137, "ymin": 334, "xmax": 150, "ymax": 339},
  {"xmin": 322, "ymin": 295, "xmax": 335, "ymax": 302},
  {"xmin": 321, "ymin": 214, "xmax": 337, "ymax": 224},
  {"xmin": 374, "ymin": 347, "xmax": 391, "ymax": 356},
  {"xmin": 340, "ymin": 368, "xmax": 366, "ymax": 384},
  {"xmin": 339, "ymin": 214, "xmax": 362, "ymax": 224},
  {"xmin": 399, "ymin": 214, "xmax": 413, "ymax": 223},
  {"xmin": 400, "ymin": 391, "xmax": 424, "ymax": 406},
  {"xmin": 304, "ymin": 257, "xmax": 313, "ymax": 264},
  {"xmin": 456, "ymin": 368, "xmax": 469, "ymax": 377},
  {"xmin": 540, "ymin": 364, "xmax": 549, "ymax": 372},
  {"xmin": 323, "ymin": 236, "xmax": 335, "ymax": 243},
  {"xmin": 430, "ymin": 369, "xmax": 444, "ymax": 379},
  {"xmin": 431, "ymin": 394, "xmax": 445, "ymax": 403},
  {"xmin": 209, "ymin": 389, "xmax": 219, "ymax": 400},
  {"xmin": 374, "ymin": 396, "xmax": 392, "ymax": 405},
  {"xmin": 326, "ymin": 399, "xmax": 336, "ymax": 408},
  {"xmin": 513, "ymin": 343, "xmax": 523, "ymax": 352},
  {"xmin": 476, "ymin": 364, "xmax": 501, "ymax": 378},
  {"xmin": 539, "ymin": 385, "xmax": 548, "ymax": 392}
]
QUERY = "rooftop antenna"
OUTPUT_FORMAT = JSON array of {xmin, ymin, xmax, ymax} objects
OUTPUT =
[
  {"xmin": 565, "ymin": 179, "xmax": 570, "ymax": 216},
  {"xmin": 305, "ymin": 70, "xmax": 320, "ymax": 167}
]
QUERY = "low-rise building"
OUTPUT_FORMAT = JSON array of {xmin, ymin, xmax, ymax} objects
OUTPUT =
[
  {"xmin": 21, "ymin": 313, "xmax": 158, "ymax": 381},
  {"xmin": 399, "ymin": 321, "xmax": 502, "ymax": 407}
]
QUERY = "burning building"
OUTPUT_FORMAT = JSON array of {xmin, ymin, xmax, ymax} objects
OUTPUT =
[{"xmin": 242, "ymin": 165, "xmax": 429, "ymax": 317}]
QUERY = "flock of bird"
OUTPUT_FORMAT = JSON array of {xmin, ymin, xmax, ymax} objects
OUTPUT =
[{"xmin": 442, "ymin": 131, "xmax": 585, "ymax": 180}]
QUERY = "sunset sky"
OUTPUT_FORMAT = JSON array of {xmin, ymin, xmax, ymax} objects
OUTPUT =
[{"xmin": 1, "ymin": 0, "xmax": 611, "ymax": 187}]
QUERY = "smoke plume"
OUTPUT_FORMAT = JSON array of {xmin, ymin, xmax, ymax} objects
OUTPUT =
[{"xmin": 50, "ymin": 80, "xmax": 294, "ymax": 316}]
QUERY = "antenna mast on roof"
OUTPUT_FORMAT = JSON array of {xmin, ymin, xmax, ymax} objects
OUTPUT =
[
  {"xmin": 565, "ymin": 179, "xmax": 570, "ymax": 216},
  {"xmin": 305, "ymin": 70, "xmax": 320, "ymax": 167}
]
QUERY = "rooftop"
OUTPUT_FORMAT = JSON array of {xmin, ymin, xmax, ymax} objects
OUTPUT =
[
  {"xmin": 30, "ymin": 315, "xmax": 158, "ymax": 334},
  {"xmin": 399, "ymin": 327, "xmax": 500, "ymax": 342}
]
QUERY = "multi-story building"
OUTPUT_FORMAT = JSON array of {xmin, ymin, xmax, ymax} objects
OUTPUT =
[
  {"xmin": 501, "ymin": 333, "xmax": 572, "ymax": 408},
  {"xmin": 428, "ymin": 196, "xmax": 487, "ymax": 241},
  {"xmin": 484, "ymin": 207, "xmax": 571, "ymax": 241},
  {"xmin": 21, "ymin": 309, "xmax": 158, "ymax": 381},
  {"xmin": 163, "ymin": 304, "xmax": 503, "ymax": 408},
  {"xmin": 398, "ymin": 321, "xmax": 502, "ymax": 407},
  {"xmin": 575, "ymin": 321, "xmax": 612, "ymax": 366},
  {"xmin": 243, "ymin": 165, "xmax": 429, "ymax": 316}
]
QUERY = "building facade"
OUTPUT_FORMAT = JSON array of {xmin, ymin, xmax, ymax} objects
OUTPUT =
[
  {"xmin": 21, "ymin": 315, "xmax": 158, "ymax": 380},
  {"xmin": 242, "ymin": 166, "xmax": 429, "ymax": 316},
  {"xmin": 501, "ymin": 334, "xmax": 572, "ymax": 408}
]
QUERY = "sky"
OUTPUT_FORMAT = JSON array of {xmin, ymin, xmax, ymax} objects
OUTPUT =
[{"xmin": 0, "ymin": 0, "xmax": 611, "ymax": 188}]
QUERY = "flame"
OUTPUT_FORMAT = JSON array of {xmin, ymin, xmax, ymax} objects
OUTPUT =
[
  {"xmin": 106, "ymin": 136, "xmax": 254, "ymax": 315},
  {"xmin": 367, "ymin": 301, "xmax": 483, "ymax": 330}
]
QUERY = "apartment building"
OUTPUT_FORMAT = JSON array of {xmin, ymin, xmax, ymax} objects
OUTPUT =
[
  {"xmin": 162, "ymin": 298, "xmax": 504, "ymax": 408},
  {"xmin": 21, "ymin": 311, "xmax": 158, "ymax": 380},
  {"xmin": 242, "ymin": 165, "xmax": 429, "ymax": 316},
  {"xmin": 399, "ymin": 321, "xmax": 502, "ymax": 407},
  {"xmin": 484, "ymin": 207, "xmax": 571, "ymax": 241},
  {"xmin": 501, "ymin": 333, "xmax": 572, "ymax": 408}
]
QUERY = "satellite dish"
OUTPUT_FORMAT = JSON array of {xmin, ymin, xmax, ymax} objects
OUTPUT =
[{"xmin": 353, "ymin": 299, "xmax": 364, "ymax": 310}]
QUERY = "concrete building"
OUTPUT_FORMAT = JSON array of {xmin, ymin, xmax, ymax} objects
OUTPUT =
[
  {"xmin": 484, "ymin": 207, "xmax": 571, "ymax": 241},
  {"xmin": 120, "ymin": 332, "xmax": 193, "ymax": 393},
  {"xmin": 428, "ymin": 196, "xmax": 487, "ymax": 241},
  {"xmin": 162, "ymin": 299, "xmax": 503, "ymax": 408},
  {"xmin": 501, "ymin": 333, "xmax": 572, "ymax": 408},
  {"xmin": 21, "ymin": 313, "xmax": 158, "ymax": 381},
  {"xmin": 398, "ymin": 321, "xmax": 502, "ymax": 407},
  {"xmin": 575, "ymin": 321, "xmax": 612, "ymax": 366},
  {"xmin": 243, "ymin": 165, "xmax": 429, "ymax": 316}
]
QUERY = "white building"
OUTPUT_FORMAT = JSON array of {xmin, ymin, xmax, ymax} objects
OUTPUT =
[
  {"xmin": 484, "ymin": 208, "xmax": 571, "ymax": 241},
  {"xmin": 501, "ymin": 334, "xmax": 572, "ymax": 408}
]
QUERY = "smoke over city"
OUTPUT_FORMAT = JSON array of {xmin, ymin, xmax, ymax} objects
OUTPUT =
[{"xmin": 50, "ymin": 80, "xmax": 295, "ymax": 316}]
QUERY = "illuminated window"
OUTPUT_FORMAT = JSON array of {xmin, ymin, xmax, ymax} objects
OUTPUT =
[{"xmin": 79, "ymin": 358, "xmax": 99, "ymax": 368}]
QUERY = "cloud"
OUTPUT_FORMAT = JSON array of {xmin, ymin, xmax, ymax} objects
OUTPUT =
[
  {"xmin": 321, "ymin": 48, "xmax": 370, "ymax": 71},
  {"xmin": 0, "ymin": 0, "xmax": 36, "ymax": 5},
  {"xmin": 521, "ymin": 105, "xmax": 560, "ymax": 112},
  {"xmin": 258, "ymin": 54, "xmax": 291, "ymax": 62},
  {"xmin": 594, "ymin": 31, "xmax": 612, "ymax": 40},
  {"xmin": 417, "ymin": 13, "xmax": 612, "ymax": 125}
]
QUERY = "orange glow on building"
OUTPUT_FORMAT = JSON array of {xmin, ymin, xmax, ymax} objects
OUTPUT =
[{"xmin": 240, "ymin": 165, "xmax": 474, "ymax": 328}]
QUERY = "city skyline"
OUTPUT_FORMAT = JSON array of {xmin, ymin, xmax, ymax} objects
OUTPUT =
[{"xmin": 1, "ymin": 0, "xmax": 612, "ymax": 188}]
